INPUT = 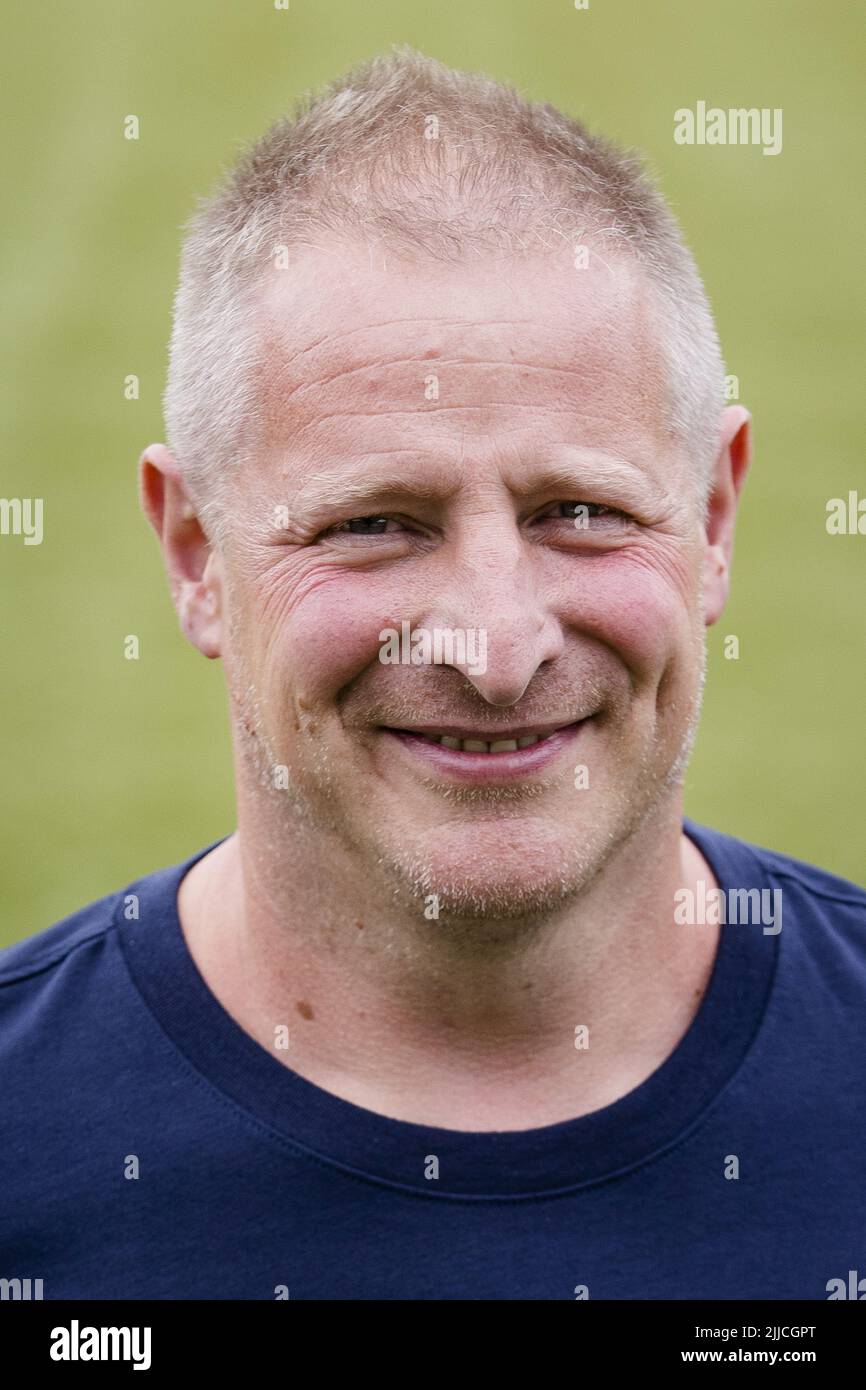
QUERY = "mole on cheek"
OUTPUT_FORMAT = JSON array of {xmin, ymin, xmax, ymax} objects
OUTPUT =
[{"xmin": 295, "ymin": 1000, "xmax": 315, "ymax": 1020}]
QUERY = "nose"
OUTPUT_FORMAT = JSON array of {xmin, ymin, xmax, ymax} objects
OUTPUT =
[{"xmin": 416, "ymin": 520, "xmax": 564, "ymax": 706}]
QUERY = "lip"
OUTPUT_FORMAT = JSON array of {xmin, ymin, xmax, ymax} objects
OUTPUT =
[
  {"xmin": 382, "ymin": 721, "xmax": 569, "ymax": 743},
  {"xmin": 381, "ymin": 720, "xmax": 588, "ymax": 784}
]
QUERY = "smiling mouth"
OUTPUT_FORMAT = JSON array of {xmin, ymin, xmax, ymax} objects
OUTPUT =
[{"xmin": 381, "ymin": 721, "xmax": 583, "ymax": 754}]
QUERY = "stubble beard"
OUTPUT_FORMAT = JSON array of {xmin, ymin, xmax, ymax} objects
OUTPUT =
[{"xmin": 226, "ymin": 629, "xmax": 708, "ymax": 931}]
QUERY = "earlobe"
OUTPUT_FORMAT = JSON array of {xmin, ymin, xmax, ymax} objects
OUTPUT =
[{"xmin": 178, "ymin": 557, "xmax": 223, "ymax": 661}]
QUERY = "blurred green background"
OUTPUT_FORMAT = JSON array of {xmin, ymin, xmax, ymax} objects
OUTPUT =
[{"xmin": 1, "ymin": 0, "xmax": 863, "ymax": 945}]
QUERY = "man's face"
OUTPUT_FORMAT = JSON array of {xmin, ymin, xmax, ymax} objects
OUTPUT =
[{"xmin": 217, "ymin": 241, "xmax": 709, "ymax": 917}]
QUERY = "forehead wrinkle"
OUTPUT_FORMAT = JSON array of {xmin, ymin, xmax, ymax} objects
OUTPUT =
[
  {"xmin": 257, "ymin": 303, "xmax": 553, "ymax": 393},
  {"xmin": 287, "ymin": 402, "xmax": 651, "ymax": 423},
  {"xmin": 266, "ymin": 356, "xmax": 611, "ymax": 410},
  {"xmin": 257, "ymin": 338, "xmax": 667, "ymax": 462},
  {"xmin": 265, "ymin": 314, "xmax": 547, "ymax": 366},
  {"xmin": 257, "ymin": 283, "xmax": 660, "ymax": 390},
  {"xmin": 269, "ymin": 399, "xmax": 671, "ymax": 502},
  {"xmin": 258, "ymin": 247, "xmax": 660, "ymax": 347},
  {"xmin": 252, "ymin": 253, "xmax": 675, "ymax": 467}
]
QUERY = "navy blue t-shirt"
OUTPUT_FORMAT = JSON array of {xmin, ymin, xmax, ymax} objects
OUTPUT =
[{"xmin": 1, "ymin": 820, "xmax": 865, "ymax": 1300}]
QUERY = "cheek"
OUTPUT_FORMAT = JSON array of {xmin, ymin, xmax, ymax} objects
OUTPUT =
[
  {"xmin": 255, "ymin": 570, "xmax": 399, "ymax": 703},
  {"xmin": 560, "ymin": 554, "xmax": 696, "ymax": 676}
]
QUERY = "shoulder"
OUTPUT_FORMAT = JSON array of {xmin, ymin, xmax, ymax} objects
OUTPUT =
[
  {"xmin": 735, "ymin": 831, "xmax": 865, "ymax": 921},
  {"xmin": 759, "ymin": 847, "xmax": 866, "ymax": 907},
  {"xmin": 688, "ymin": 821, "xmax": 866, "ymax": 1007},
  {"xmin": 0, "ymin": 887, "xmax": 123, "ymax": 991},
  {"xmin": 0, "ymin": 885, "xmax": 132, "ymax": 1087},
  {"xmin": 0, "ymin": 848, "xmax": 206, "ymax": 1032},
  {"xmin": 0, "ymin": 841, "xmax": 223, "ymax": 996},
  {"xmin": 0, "ymin": 851, "xmax": 212, "ymax": 1096},
  {"xmin": 688, "ymin": 819, "xmax": 866, "ymax": 913}
]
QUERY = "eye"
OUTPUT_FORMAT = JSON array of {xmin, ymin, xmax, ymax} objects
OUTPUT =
[
  {"xmin": 534, "ymin": 501, "xmax": 629, "ymax": 528},
  {"xmin": 328, "ymin": 515, "xmax": 402, "ymax": 537}
]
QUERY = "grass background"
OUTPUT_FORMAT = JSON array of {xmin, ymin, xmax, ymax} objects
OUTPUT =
[{"xmin": 1, "ymin": 0, "xmax": 863, "ymax": 946}]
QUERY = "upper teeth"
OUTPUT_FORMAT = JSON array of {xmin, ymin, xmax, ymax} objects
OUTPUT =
[{"xmin": 418, "ymin": 732, "xmax": 553, "ymax": 753}]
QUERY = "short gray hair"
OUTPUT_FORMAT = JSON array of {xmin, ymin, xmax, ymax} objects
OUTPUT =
[{"xmin": 164, "ymin": 45, "xmax": 726, "ymax": 542}]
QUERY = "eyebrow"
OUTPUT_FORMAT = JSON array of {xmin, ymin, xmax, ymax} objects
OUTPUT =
[
  {"xmin": 289, "ymin": 450, "xmax": 669, "ymax": 522},
  {"xmin": 292, "ymin": 463, "xmax": 456, "ymax": 519}
]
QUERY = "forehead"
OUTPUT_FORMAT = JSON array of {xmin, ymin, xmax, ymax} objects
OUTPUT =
[{"xmin": 250, "ymin": 240, "xmax": 675, "ymax": 469}]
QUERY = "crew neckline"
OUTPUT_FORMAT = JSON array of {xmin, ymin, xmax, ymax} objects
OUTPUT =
[{"xmin": 118, "ymin": 819, "xmax": 779, "ymax": 1199}]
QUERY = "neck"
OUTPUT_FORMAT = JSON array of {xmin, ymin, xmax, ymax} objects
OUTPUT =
[{"xmin": 178, "ymin": 796, "xmax": 720, "ymax": 1131}]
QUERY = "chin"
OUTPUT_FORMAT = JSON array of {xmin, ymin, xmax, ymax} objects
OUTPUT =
[{"xmin": 380, "ymin": 818, "xmax": 608, "ymax": 922}]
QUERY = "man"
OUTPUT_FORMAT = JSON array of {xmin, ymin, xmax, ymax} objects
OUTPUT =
[{"xmin": 1, "ymin": 47, "xmax": 864, "ymax": 1301}]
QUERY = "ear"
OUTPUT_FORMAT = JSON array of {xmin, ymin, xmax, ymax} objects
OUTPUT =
[
  {"xmin": 138, "ymin": 443, "xmax": 222, "ymax": 659},
  {"xmin": 701, "ymin": 406, "xmax": 752, "ymax": 627}
]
